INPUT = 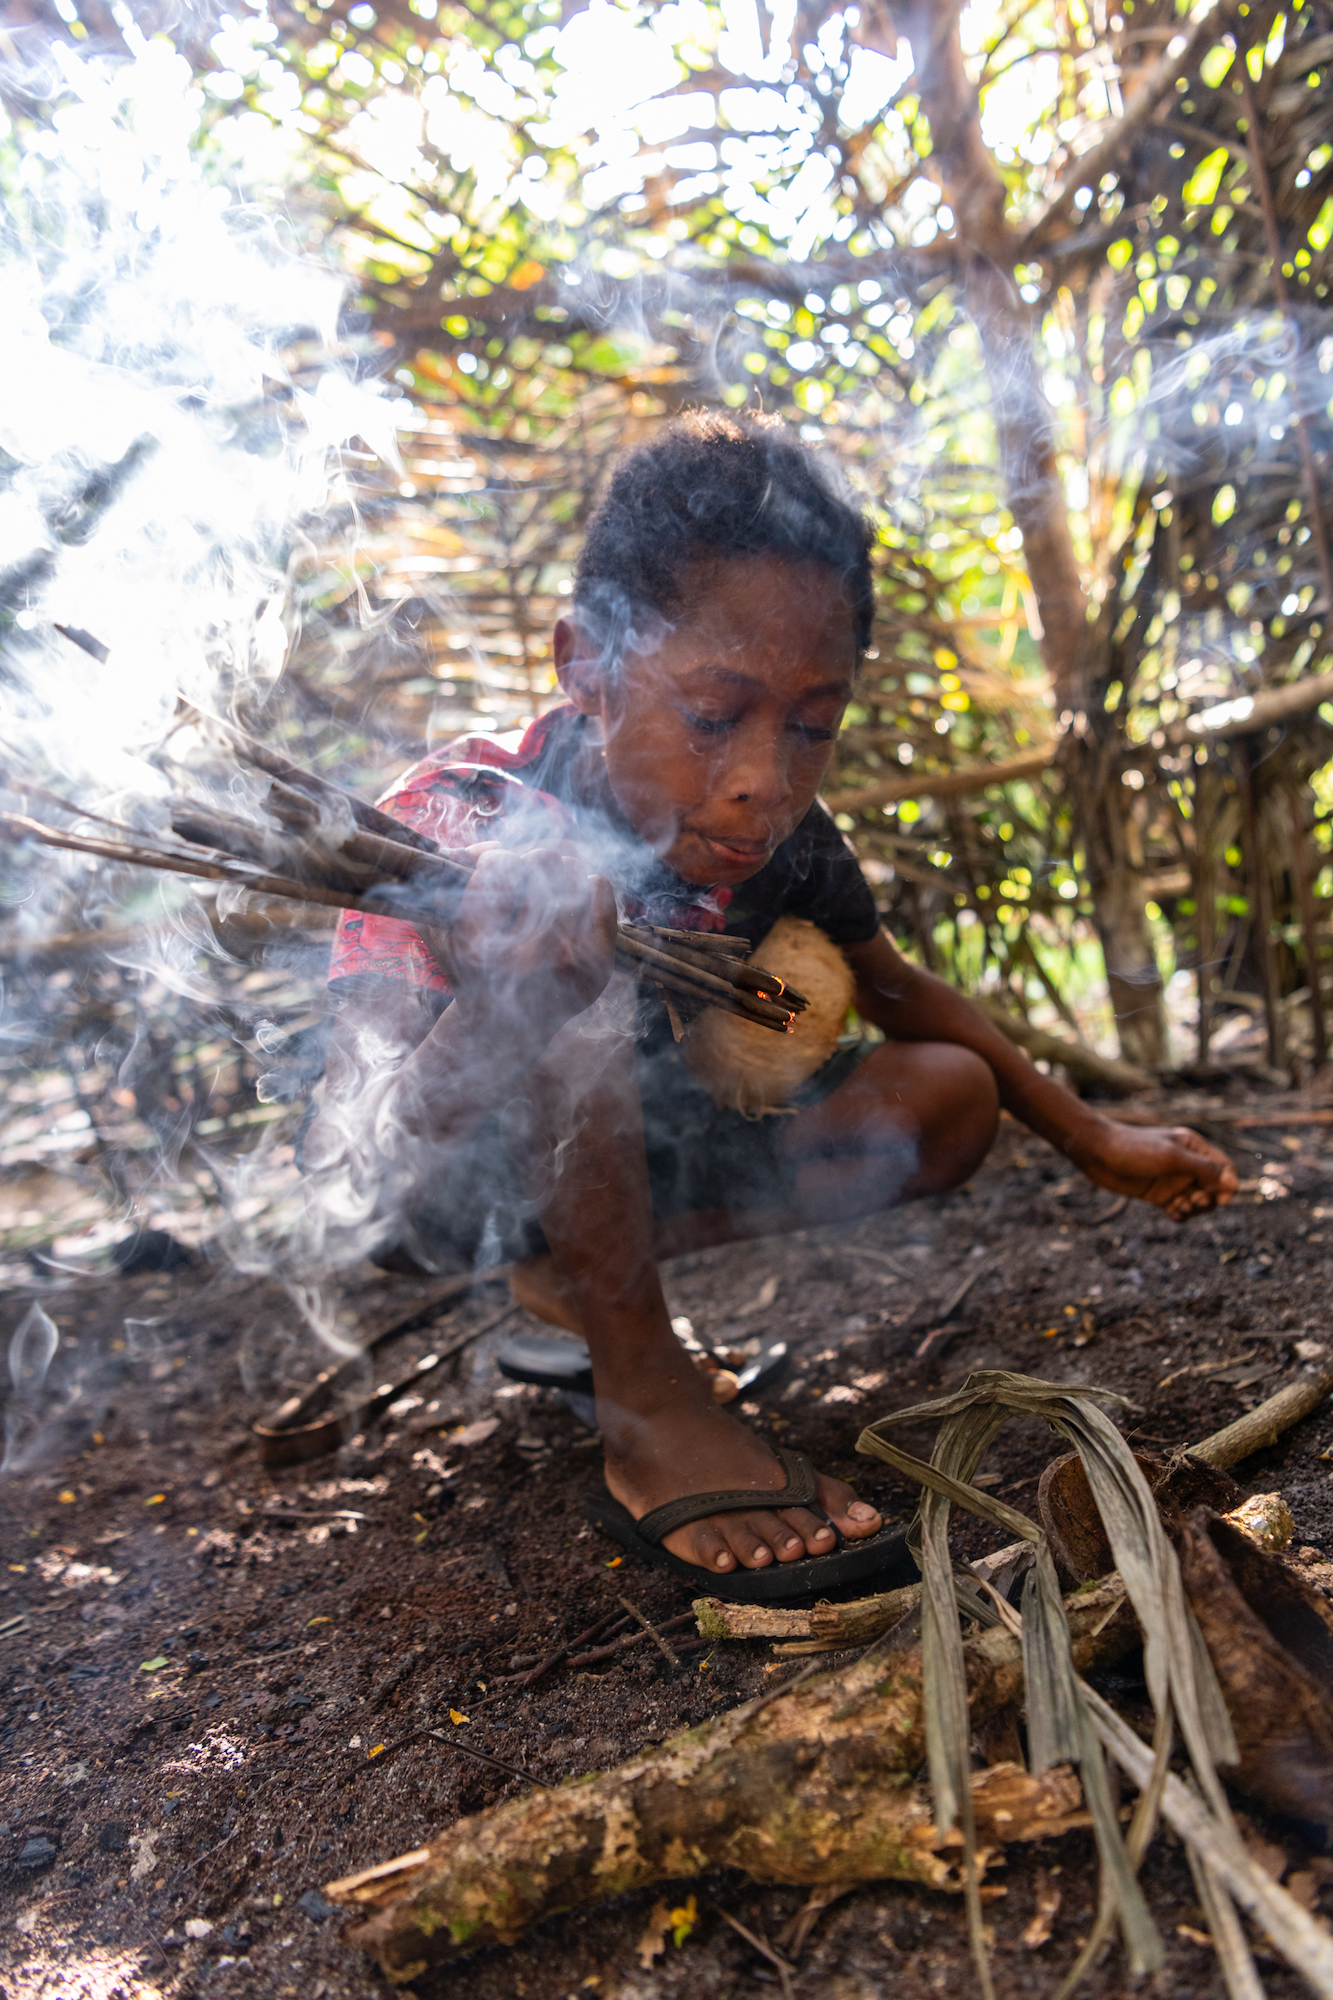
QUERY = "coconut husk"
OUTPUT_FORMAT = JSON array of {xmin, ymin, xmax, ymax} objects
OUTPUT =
[
  {"xmin": 1174, "ymin": 1508, "xmax": 1333, "ymax": 1835},
  {"xmin": 1037, "ymin": 1449, "xmax": 1241, "ymax": 1586},
  {"xmin": 680, "ymin": 916, "xmax": 855, "ymax": 1116}
]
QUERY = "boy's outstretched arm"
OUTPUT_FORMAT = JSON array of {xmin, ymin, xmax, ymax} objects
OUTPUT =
[{"xmin": 844, "ymin": 930, "xmax": 1236, "ymax": 1221}]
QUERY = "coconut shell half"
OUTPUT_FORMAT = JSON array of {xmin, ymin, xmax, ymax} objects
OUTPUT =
[
  {"xmin": 680, "ymin": 916, "xmax": 855, "ymax": 1117},
  {"xmin": 1175, "ymin": 1507, "xmax": 1333, "ymax": 1834}
]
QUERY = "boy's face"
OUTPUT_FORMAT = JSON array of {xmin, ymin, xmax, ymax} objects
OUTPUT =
[{"xmin": 555, "ymin": 554, "xmax": 857, "ymax": 886}]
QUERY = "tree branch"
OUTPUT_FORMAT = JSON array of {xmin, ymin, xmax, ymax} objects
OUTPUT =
[
  {"xmin": 1022, "ymin": 0, "xmax": 1235, "ymax": 253},
  {"xmin": 825, "ymin": 745, "xmax": 1056, "ymax": 815}
]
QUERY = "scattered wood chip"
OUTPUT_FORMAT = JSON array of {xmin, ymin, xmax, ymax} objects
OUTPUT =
[{"xmin": 1022, "ymin": 1870, "xmax": 1061, "ymax": 1950}]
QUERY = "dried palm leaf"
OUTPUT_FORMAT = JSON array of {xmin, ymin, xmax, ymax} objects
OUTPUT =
[{"xmin": 857, "ymin": 1370, "xmax": 1242, "ymax": 1994}]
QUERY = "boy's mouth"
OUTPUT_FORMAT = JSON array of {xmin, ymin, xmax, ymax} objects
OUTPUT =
[{"xmin": 688, "ymin": 830, "xmax": 773, "ymax": 872}]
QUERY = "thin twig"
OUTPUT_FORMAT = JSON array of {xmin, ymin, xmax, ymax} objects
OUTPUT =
[
  {"xmin": 358, "ymin": 1728, "xmax": 552, "ymax": 1790},
  {"xmin": 495, "ymin": 1610, "xmax": 631, "ymax": 1689},
  {"xmin": 616, "ymin": 1596, "xmax": 681, "ymax": 1667},
  {"xmin": 716, "ymin": 1910, "xmax": 796, "ymax": 2000},
  {"xmin": 567, "ymin": 1626, "xmax": 707, "ymax": 1669},
  {"xmin": 1240, "ymin": 70, "xmax": 1333, "ymax": 611}
]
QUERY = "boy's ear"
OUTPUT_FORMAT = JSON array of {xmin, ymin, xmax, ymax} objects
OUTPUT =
[{"xmin": 553, "ymin": 616, "xmax": 604, "ymax": 716}]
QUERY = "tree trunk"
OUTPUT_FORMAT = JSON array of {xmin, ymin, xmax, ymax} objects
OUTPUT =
[
  {"xmin": 894, "ymin": 0, "xmax": 1170, "ymax": 1065},
  {"xmin": 328, "ymin": 1582, "xmax": 1135, "ymax": 1979}
]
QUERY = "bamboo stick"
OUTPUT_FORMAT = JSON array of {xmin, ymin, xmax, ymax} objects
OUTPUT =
[
  {"xmin": 1232, "ymin": 739, "xmax": 1283, "ymax": 1071},
  {"xmin": 1286, "ymin": 786, "xmax": 1328, "ymax": 1070}
]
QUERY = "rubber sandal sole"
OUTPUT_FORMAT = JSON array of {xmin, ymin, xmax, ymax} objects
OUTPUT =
[
  {"xmin": 496, "ymin": 1333, "xmax": 792, "ymax": 1404},
  {"xmin": 584, "ymin": 1490, "xmax": 915, "ymax": 1605}
]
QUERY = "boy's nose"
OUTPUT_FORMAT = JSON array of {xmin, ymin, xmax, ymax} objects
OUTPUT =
[{"xmin": 724, "ymin": 737, "xmax": 790, "ymax": 812}]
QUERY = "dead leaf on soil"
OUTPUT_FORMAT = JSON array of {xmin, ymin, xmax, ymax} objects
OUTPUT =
[{"xmin": 777, "ymin": 1883, "xmax": 853, "ymax": 1958}]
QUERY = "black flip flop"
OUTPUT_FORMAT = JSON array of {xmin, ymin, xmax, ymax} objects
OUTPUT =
[
  {"xmin": 495, "ymin": 1331, "xmax": 792, "ymax": 1431},
  {"xmin": 584, "ymin": 1445, "xmax": 915, "ymax": 1605}
]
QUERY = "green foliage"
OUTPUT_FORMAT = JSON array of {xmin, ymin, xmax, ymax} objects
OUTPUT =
[{"xmin": 5, "ymin": 0, "xmax": 1332, "ymax": 1069}]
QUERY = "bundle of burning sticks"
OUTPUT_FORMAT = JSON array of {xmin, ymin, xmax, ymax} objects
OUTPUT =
[{"xmin": 0, "ymin": 712, "xmax": 806, "ymax": 1034}]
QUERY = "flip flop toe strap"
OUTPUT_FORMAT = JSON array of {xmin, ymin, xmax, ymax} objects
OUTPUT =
[{"xmin": 634, "ymin": 1447, "xmax": 819, "ymax": 1546}]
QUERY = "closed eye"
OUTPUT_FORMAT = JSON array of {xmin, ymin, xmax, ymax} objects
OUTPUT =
[{"xmin": 682, "ymin": 709, "xmax": 737, "ymax": 735}]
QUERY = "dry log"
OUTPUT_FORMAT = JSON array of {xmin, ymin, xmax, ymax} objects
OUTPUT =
[
  {"xmin": 972, "ymin": 995, "xmax": 1154, "ymax": 1096},
  {"xmin": 326, "ymin": 1580, "xmax": 1133, "ymax": 1978}
]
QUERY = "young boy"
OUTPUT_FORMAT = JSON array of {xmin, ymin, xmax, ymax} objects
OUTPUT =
[{"xmin": 308, "ymin": 412, "xmax": 1235, "ymax": 1599}]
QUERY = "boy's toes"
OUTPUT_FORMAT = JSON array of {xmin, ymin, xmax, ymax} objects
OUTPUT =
[
  {"xmin": 774, "ymin": 1505, "xmax": 837, "ymax": 1557},
  {"xmin": 684, "ymin": 1522, "xmax": 739, "ymax": 1573},
  {"xmin": 817, "ymin": 1479, "xmax": 883, "ymax": 1541}
]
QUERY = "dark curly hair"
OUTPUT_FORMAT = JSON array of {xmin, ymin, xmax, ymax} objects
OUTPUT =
[{"xmin": 572, "ymin": 410, "xmax": 875, "ymax": 672}]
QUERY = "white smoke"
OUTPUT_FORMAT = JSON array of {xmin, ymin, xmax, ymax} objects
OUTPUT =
[{"xmin": 0, "ymin": 30, "xmax": 403, "ymax": 803}]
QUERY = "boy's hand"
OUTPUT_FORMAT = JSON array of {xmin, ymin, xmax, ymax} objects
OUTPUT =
[
  {"xmin": 1063, "ymin": 1117, "xmax": 1237, "ymax": 1222},
  {"xmin": 435, "ymin": 844, "xmax": 618, "ymax": 1047}
]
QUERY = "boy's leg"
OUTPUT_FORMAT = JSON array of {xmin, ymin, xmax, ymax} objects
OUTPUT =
[
  {"xmin": 518, "ymin": 989, "xmax": 884, "ymax": 1577},
  {"xmin": 516, "ymin": 1036, "xmax": 998, "ymax": 1296}
]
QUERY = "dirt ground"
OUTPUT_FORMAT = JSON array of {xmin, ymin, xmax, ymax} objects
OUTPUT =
[{"xmin": 4, "ymin": 1085, "xmax": 1333, "ymax": 2000}]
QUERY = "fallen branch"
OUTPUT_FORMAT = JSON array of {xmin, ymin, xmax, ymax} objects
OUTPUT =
[
  {"xmin": 327, "ymin": 1580, "xmax": 1129, "ymax": 1978},
  {"xmin": 973, "ymin": 996, "xmax": 1154, "ymax": 1096},
  {"xmin": 694, "ymin": 1582, "xmax": 922, "ymax": 1650},
  {"xmin": 693, "ymin": 1541, "xmax": 1034, "ymax": 1652},
  {"xmin": 824, "ymin": 667, "xmax": 1333, "ymax": 818},
  {"xmin": 1189, "ymin": 1362, "xmax": 1333, "ymax": 1472},
  {"xmin": 1174, "ymin": 671, "xmax": 1333, "ymax": 744}
]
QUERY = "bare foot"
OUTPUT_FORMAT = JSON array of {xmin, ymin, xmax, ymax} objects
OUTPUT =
[{"xmin": 598, "ymin": 1369, "xmax": 882, "ymax": 1575}]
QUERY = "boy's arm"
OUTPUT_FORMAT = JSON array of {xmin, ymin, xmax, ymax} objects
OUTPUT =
[
  {"xmin": 844, "ymin": 929, "xmax": 1235, "ymax": 1220},
  {"xmin": 306, "ymin": 845, "xmax": 617, "ymax": 1173}
]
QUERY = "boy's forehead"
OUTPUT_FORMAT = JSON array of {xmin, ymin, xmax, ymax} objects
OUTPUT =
[{"xmin": 656, "ymin": 553, "xmax": 858, "ymax": 667}]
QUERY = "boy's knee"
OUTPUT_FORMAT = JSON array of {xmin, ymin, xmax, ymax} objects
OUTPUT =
[{"xmin": 910, "ymin": 1042, "xmax": 999, "ymax": 1188}]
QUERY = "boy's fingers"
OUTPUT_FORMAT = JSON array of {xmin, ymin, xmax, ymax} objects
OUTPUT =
[
  {"xmin": 587, "ymin": 874, "xmax": 619, "ymax": 959},
  {"xmin": 1164, "ymin": 1129, "xmax": 1237, "ymax": 1198}
]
